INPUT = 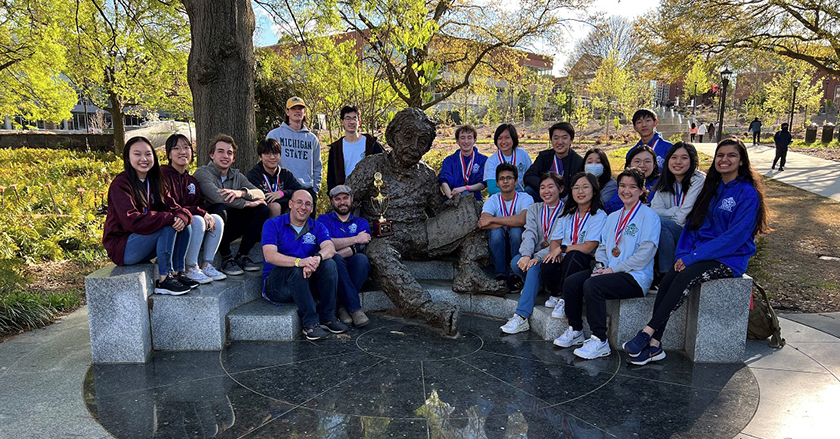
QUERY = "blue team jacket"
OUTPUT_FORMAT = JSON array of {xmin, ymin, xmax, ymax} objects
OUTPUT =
[
  {"xmin": 437, "ymin": 148, "xmax": 488, "ymax": 201},
  {"xmin": 676, "ymin": 177, "xmax": 759, "ymax": 276}
]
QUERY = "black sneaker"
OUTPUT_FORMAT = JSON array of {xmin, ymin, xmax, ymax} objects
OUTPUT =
[
  {"xmin": 321, "ymin": 318, "xmax": 348, "ymax": 334},
  {"xmin": 302, "ymin": 324, "xmax": 329, "ymax": 341},
  {"xmin": 507, "ymin": 275, "xmax": 524, "ymax": 293},
  {"xmin": 222, "ymin": 257, "xmax": 244, "ymax": 276},
  {"xmin": 154, "ymin": 276, "xmax": 190, "ymax": 295},
  {"xmin": 176, "ymin": 273, "xmax": 200, "ymax": 289},
  {"xmin": 235, "ymin": 255, "xmax": 261, "ymax": 272}
]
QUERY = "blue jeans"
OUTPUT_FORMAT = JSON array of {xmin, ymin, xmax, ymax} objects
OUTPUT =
[
  {"xmin": 123, "ymin": 226, "xmax": 191, "ymax": 276},
  {"xmin": 488, "ymin": 227, "xmax": 524, "ymax": 276},
  {"xmin": 510, "ymin": 254, "xmax": 542, "ymax": 318},
  {"xmin": 263, "ymin": 258, "xmax": 338, "ymax": 327},
  {"xmin": 333, "ymin": 253, "xmax": 369, "ymax": 313},
  {"xmin": 658, "ymin": 217, "xmax": 684, "ymax": 275}
]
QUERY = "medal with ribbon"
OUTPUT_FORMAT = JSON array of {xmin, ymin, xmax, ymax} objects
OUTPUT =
[
  {"xmin": 460, "ymin": 150, "xmax": 475, "ymax": 187},
  {"xmin": 541, "ymin": 201, "xmax": 562, "ymax": 248},
  {"xmin": 142, "ymin": 179, "xmax": 151, "ymax": 213},
  {"xmin": 673, "ymin": 182, "xmax": 685, "ymax": 207},
  {"xmin": 496, "ymin": 149, "xmax": 516, "ymax": 167},
  {"xmin": 551, "ymin": 155, "xmax": 564, "ymax": 178},
  {"xmin": 571, "ymin": 207, "xmax": 590, "ymax": 245},
  {"xmin": 263, "ymin": 171, "xmax": 280, "ymax": 193},
  {"xmin": 500, "ymin": 193, "xmax": 518, "ymax": 218},
  {"xmin": 612, "ymin": 200, "xmax": 642, "ymax": 257}
]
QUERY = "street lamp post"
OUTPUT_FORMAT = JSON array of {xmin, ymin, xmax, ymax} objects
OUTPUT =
[
  {"xmin": 789, "ymin": 79, "xmax": 801, "ymax": 129},
  {"xmin": 716, "ymin": 68, "xmax": 732, "ymax": 143},
  {"xmin": 693, "ymin": 81, "xmax": 698, "ymax": 115}
]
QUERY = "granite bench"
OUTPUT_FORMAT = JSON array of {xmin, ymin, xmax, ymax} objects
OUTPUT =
[{"xmin": 85, "ymin": 256, "xmax": 752, "ymax": 364}]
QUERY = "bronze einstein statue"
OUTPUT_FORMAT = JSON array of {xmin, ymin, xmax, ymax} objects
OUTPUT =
[{"xmin": 346, "ymin": 107, "xmax": 506, "ymax": 335}]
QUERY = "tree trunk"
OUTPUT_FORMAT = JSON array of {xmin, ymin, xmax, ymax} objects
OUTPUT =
[
  {"xmin": 108, "ymin": 92, "xmax": 126, "ymax": 156},
  {"xmin": 183, "ymin": 0, "xmax": 256, "ymax": 170}
]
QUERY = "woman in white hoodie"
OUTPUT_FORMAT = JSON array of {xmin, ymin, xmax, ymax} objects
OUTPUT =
[{"xmin": 650, "ymin": 142, "xmax": 705, "ymax": 277}]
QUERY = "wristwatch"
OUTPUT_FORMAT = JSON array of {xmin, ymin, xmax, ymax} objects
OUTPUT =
[{"xmin": 560, "ymin": 245, "xmax": 568, "ymax": 253}]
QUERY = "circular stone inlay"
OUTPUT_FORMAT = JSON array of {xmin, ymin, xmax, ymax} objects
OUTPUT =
[{"xmin": 355, "ymin": 323, "xmax": 483, "ymax": 360}]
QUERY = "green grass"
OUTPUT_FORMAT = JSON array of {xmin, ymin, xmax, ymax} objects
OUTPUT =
[
  {"xmin": 791, "ymin": 139, "xmax": 840, "ymax": 149},
  {"xmin": 0, "ymin": 288, "xmax": 80, "ymax": 334}
]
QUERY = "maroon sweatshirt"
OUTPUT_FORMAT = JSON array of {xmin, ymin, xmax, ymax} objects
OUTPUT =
[
  {"xmin": 161, "ymin": 165, "xmax": 207, "ymax": 217},
  {"xmin": 102, "ymin": 172, "xmax": 192, "ymax": 265}
]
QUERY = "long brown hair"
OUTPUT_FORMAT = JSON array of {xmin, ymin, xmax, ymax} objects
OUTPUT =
[{"xmin": 686, "ymin": 138, "xmax": 768, "ymax": 234}]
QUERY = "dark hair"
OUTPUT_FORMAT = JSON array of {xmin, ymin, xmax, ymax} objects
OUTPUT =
[
  {"xmin": 691, "ymin": 122, "xmax": 696, "ymax": 129},
  {"xmin": 123, "ymin": 136, "xmax": 166, "ymax": 211},
  {"xmin": 455, "ymin": 125, "xmax": 477, "ymax": 140},
  {"xmin": 340, "ymin": 105, "xmax": 359, "ymax": 120},
  {"xmin": 582, "ymin": 148, "xmax": 612, "ymax": 191},
  {"xmin": 781, "ymin": 123, "xmax": 789, "ymax": 130},
  {"xmin": 164, "ymin": 134, "xmax": 193, "ymax": 164},
  {"xmin": 654, "ymin": 142, "xmax": 699, "ymax": 194},
  {"xmin": 496, "ymin": 162, "xmax": 518, "ymax": 180},
  {"xmin": 257, "ymin": 138, "xmax": 282, "ymax": 156},
  {"xmin": 494, "ymin": 124, "xmax": 519, "ymax": 150},
  {"xmin": 632, "ymin": 108, "xmax": 657, "ymax": 124},
  {"xmin": 548, "ymin": 122, "xmax": 575, "ymax": 141},
  {"xmin": 208, "ymin": 133, "xmax": 237, "ymax": 158},
  {"xmin": 625, "ymin": 145, "xmax": 660, "ymax": 183},
  {"xmin": 562, "ymin": 171, "xmax": 604, "ymax": 217},
  {"xmin": 686, "ymin": 138, "xmax": 768, "ymax": 234},
  {"xmin": 538, "ymin": 171, "xmax": 564, "ymax": 196},
  {"xmin": 616, "ymin": 167, "xmax": 647, "ymax": 203}
]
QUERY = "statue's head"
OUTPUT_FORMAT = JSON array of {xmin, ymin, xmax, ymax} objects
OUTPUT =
[{"xmin": 385, "ymin": 108, "xmax": 437, "ymax": 169}]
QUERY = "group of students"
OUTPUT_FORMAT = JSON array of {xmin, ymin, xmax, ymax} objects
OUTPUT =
[
  {"xmin": 103, "ymin": 102, "xmax": 767, "ymax": 365},
  {"xmin": 446, "ymin": 108, "xmax": 766, "ymax": 365}
]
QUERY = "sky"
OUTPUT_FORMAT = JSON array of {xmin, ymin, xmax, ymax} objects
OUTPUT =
[{"xmin": 253, "ymin": 0, "xmax": 661, "ymax": 77}]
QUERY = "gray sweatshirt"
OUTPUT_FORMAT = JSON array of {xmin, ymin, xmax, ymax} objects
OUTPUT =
[
  {"xmin": 519, "ymin": 202, "xmax": 565, "ymax": 262},
  {"xmin": 193, "ymin": 162, "xmax": 264, "ymax": 209},
  {"xmin": 266, "ymin": 122, "xmax": 322, "ymax": 193},
  {"xmin": 650, "ymin": 170, "xmax": 705, "ymax": 226}
]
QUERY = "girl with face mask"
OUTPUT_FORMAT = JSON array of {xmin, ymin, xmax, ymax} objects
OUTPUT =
[{"xmin": 582, "ymin": 149, "xmax": 616, "ymax": 203}]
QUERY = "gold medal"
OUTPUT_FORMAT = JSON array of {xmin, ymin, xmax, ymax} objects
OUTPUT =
[
  {"xmin": 611, "ymin": 246, "xmax": 621, "ymax": 257},
  {"xmin": 541, "ymin": 241, "xmax": 549, "ymax": 249}
]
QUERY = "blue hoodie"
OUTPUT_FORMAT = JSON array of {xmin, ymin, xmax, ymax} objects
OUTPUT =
[
  {"xmin": 437, "ymin": 147, "xmax": 488, "ymax": 201},
  {"xmin": 676, "ymin": 177, "xmax": 759, "ymax": 276},
  {"xmin": 626, "ymin": 132, "xmax": 672, "ymax": 170}
]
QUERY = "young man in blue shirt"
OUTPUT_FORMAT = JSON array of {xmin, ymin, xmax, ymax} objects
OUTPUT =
[
  {"xmin": 626, "ymin": 108, "xmax": 672, "ymax": 170},
  {"xmin": 261, "ymin": 189, "xmax": 348, "ymax": 340},
  {"xmin": 316, "ymin": 185, "xmax": 371, "ymax": 327},
  {"xmin": 438, "ymin": 125, "xmax": 487, "ymax": 200}
]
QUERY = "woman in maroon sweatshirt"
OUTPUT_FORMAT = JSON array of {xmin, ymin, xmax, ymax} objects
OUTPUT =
[
  {"xmin": 162, "ymin": 134, "xmax": 227, "ymax": 284},
  {"xmin": 102, "ymin": 136, "xmax": 197, "ymax": 295}
]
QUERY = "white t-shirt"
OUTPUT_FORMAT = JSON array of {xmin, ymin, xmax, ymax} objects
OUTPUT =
[
  {"xmin": 559, "ymin": 208, "xmax": 608, "ymax": 253},
  {"xmin": 343, "ymin": 137, "xmax": 367, "ymax": 178},
  {"xmin": 482, "ymin": 191, "xmax": 534, "ymax": 218},
  {"xmin": 482, "ymin": 148, "xmax": 533, "ymax": 192}
]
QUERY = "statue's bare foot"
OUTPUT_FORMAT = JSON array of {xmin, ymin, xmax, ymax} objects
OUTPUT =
[{"xmin": 421, "ymin": 302, "xmax": 460, "ymax": 336}]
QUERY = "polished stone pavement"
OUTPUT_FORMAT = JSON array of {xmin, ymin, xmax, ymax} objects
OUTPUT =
[{"xmin": 2, "ymin": 307, "xmax": 839, "ymax": 438}]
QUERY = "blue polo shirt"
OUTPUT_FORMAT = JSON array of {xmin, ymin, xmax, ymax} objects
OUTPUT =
[
  {"xmin": 261, "ymin": 214, "xmax": 331, "ymax": 282},
  {"xmin": 316, "ymin": 211, "xmax": 371, "ymax": 240}
]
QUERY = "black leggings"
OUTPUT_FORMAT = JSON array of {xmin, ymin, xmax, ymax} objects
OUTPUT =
[
  {"xmin": 647, "ymin": 260, "xmax": 734, "ymax": 341},
  {"xmin": 564, "ymin": 271, "xmax": 644, "ymax": 341},
  {"xmin": 207, "ymin": 203, "xmax": 270, "ymax": 258},
  {"xmin": 540, "ymin": 250, "xmax": 593, "ymax": 296}
]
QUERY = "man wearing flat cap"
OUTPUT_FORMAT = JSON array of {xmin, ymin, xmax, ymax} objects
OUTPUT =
[{"xmin": 316, "ymin": 185, "xmax": 371, "ymax": 327}]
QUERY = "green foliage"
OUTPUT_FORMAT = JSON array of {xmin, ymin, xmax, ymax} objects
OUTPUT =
[
  {"xmin": 0, "ymin": 289, "xmax": 81, "ymax": 334},
  {"xmin": 681, "ymin": 56, "xmax": 712, "ymax": 106},
  {"xmin": 763, "ymin": 61, "xmax": 823, "ymax": 126}
]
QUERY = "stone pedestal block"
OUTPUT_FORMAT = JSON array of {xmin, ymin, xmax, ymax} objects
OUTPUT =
[
  {"xmin": 85, "ymin": 264, "xmax": 156, "ymax": 364},
  {"xmin": 607, "ymin": 292, "xmax": 687, "ymax": 351},
  {"xmin": 404, "ymin": 260, "xmax": 457, "ymax": 281},
  {"xmin": 685, "ymin": 276, "xmax": 752, "ymax": 363},
  {"xmin": 227, "ymin": 300, "xmax": 300, "ymax": 341}
]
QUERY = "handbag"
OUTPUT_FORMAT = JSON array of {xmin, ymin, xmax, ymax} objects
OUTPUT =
[{"xmin": 747, "ymin": 280, "xmax": 785, "ymax": 348}]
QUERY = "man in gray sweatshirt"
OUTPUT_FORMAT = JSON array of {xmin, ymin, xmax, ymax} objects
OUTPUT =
[{"xmin": 266, "ymin": 96, "xmax": 322, "ymax": 215}]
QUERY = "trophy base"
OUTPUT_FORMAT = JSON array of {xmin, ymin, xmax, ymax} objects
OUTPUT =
[{"xmin": 373, "ymin": 220, "xmax": 394, "ymax": 237}]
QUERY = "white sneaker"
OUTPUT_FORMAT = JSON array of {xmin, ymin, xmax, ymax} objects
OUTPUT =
[
  {"xmin": 186, "ymin": 267, "xmax": 213, "ymax": 284},
  {"xmin": 551, "ymin": 299, "xmax": 566, "ymax": 319},
  {"xmin": 553, "ymin": 326, "xmax": 585, "ymax": 348},
  {"xmin": 500, "ymin": 314, "xmax": 530, "ymax": 334},
  {"xmin": 544, "ymin": 296, "xmax": 561, "ymax": 308},
  {"xmin": 202, "ymin": 263, "xmax": 227, "ymax": 281},
  {"xmin": 573, "ymin": 335, "xmax": 611, "ymax": 359}
]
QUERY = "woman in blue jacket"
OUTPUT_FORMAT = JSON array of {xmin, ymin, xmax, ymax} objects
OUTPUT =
[{"xmin": 622, "ymin": 138, "xmax": 768, "ymax": 365}]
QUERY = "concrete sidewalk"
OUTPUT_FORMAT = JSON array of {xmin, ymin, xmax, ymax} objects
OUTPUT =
[
  {"xmin": 695, "ymin": 142, "xmax": 840, "ymax": 202},
  {"xmin": 1, "ymin": 306, "xmax": 839, "ymax": 439}
]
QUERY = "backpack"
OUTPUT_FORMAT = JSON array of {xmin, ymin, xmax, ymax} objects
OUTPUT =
[{"xmin": 747, "ymin": 280, "xmax": 785, "ymax": 348}]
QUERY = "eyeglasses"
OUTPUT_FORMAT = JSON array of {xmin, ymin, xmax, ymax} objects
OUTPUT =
[
  {"xmin": 342, "ymin": 116, "xmax": 359, "ymax": 122},
  {"xmin": 292, "ymin": 200, "xmax": 313, "ymax": 208},
  {"xmin": 497, "ymin": 176, "xmax": 516, "ymax": 181}
]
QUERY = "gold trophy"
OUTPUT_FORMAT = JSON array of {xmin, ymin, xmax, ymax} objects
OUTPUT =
[{"xmin": 371, "ymin": 172, "xmax": 394, "ymax": 237}]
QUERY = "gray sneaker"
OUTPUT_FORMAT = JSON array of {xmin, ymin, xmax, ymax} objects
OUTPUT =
[
  {"xmin": 302, "ymin": 324, "xmax": 329, "ymax": 341},
  {"xmin": 222, "ymin": 258, "xmax": 244, "ymax": 276},
  {"xmin": 235, "ymin": 255, "xmax": 261, "ymax": 272}
]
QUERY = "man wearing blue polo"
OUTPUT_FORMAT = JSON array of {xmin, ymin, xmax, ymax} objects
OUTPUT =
[
  {"xmin": 261, "ymin": 189, "xmax": 348, "ymax": 340},
  {"xmin": 316, "ymin": 185, "xmax": 371, "ymax": 328},
  {"xmin": 625, "ymin": 108, "xmax": 673, "ymax": 170}
]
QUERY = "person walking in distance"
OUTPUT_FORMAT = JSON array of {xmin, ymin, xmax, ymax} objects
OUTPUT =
[{"xmin": 772, "ymin": 123, "xmax": 793, "ymax": 171}]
